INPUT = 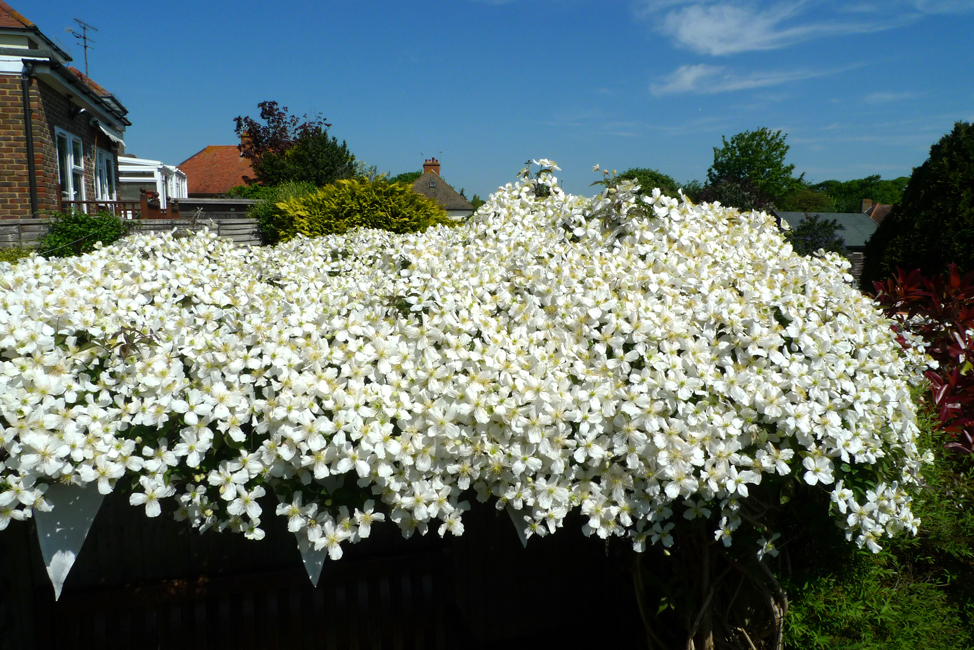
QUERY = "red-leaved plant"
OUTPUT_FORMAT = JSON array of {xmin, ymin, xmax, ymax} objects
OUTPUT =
[{"xmin": 873, "ymin": 264, "xmax": 974, "ymax": 455}]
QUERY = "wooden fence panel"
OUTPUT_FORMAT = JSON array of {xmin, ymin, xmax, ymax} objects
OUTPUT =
[
  {"xmin": 0, "ymin": 218, "xmax": 261, "ymax": 249},
  {"xmin": 0, "ymin": 219, "xmax": 54, "ymax": 247}
]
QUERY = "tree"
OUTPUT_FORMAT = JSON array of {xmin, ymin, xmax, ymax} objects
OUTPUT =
[
  {"xmin": 861, "ymin": 121, "xmax": 974, "ymax": 287},
  {"xmin": 696, "ymin": 175, "xmax": 776, "ymax": 212},
  {"xmin": 779, "ymin": 187, "xmax": 835, "ymax": 213},
  {"xmin": 784, "ymin": 214, "xmax": 847, "ymax": 257},
  {"xmin": 233, "ymin": 101, "xmax": 356, "ymax": 187},
  {"xmin": 810, "ymin": 175, "xmax": 909, "ymax": 213},
  {"xmin": 617, "ymin": 168, "xmax": 681, "ymax": 198},
  {"xmin": 707, "ymin": 127, "xmax": 803, "ymax": 206},
  {"xmin": 388, "ymin": 171, "xmax": 422, "ymax": 186}
]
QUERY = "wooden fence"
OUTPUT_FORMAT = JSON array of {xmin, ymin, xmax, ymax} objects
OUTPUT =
[
  {"xmin": 0, "ymin": 217, "xmax": 262, "ymax": 250},
  {"xmin": 0, "ymin": 490, "xmax": 643, "ymax": 649}
]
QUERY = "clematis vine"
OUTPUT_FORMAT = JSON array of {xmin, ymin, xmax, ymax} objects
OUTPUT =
[{"xmin": 0, "ymin": 159, "xmax": 932, "ymax": 566}]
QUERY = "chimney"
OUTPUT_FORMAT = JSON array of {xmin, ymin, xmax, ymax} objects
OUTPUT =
[
  {"xmin": 239, "ymin": 131, "xmax": 252, "ymax": 155},
  {"xmin": 861, "ymin": 198, "xmax": 873, "ymax": 214},
  {"xmin": 423, "ymin": 157, "xmax": 440, "ymax": 176}
]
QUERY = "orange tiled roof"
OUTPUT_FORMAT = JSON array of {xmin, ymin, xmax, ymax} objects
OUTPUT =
[
  {"xmin": 0, "ymin": 1, "xmax": 33, "ymax": 29},
  {"xmin": 67, "ymin": 67, "xmax": 113, "ymax": 97},
  {"xmin": 179, "ymin": 146, "xmax": 254, "ymax": 195}
]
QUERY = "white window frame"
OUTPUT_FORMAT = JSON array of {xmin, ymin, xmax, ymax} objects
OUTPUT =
[
  {"xmin": 95, "ymin": 148, "xmax": 116, "ymax": 201},
  {"xmin": 55, "ymin": 127, "xmax": 86, "ymax": 204}
]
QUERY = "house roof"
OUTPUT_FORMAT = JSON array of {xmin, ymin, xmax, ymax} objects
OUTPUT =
[
  {"xmin": 0, "ymin": 1, "xmax": 72, "ymax": 61},
  {"xmin": 865, "ymin": 203, "xmax": 893, "ymax": 224},
  {"xmin": 774, "ymin": 211, "xmax": 878, "ymax": 249},
  {"xmin": 0, "ymin": 0, "xmax": 31, "ymax": 29},
  {"xmin": 178, "ymin": 145, "xmax": 254, "ymax": 195},
  {"xmin": 411, "ymin": 171, "xmax": 473, "ymax": 212},
  {"xmin": 67, "ymin": 66, "xmax": 112, "ymax": 97}
]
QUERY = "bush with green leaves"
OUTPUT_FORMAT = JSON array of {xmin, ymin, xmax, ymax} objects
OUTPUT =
[
  {"xmin": 35, "ymin": 210, "xmax": 129, "ymax": 258},
  {"xmin": 784, "ymin": 400, "xmax": 974, "ymax": 649},
  {"xmin": 0, "ymin": 245, "xmax": 34, "ymax": 265},
  {"xmin": 862, "ymin": 121, "xmax": 974, "ymax": 287},
  {"xmin": 617, "ymin": 168, "xmax": 682, "ymax": 199},
  {"xmin": 784, "ymin": 214, "xmax": 847, "ymax": 258},
  {"xmin": 269, "ymin": 178, "xmax": 453, "ymax": 243},
  {"xmin": 244, "ymin": 181, "xmax": 317, "ymax": 245}
]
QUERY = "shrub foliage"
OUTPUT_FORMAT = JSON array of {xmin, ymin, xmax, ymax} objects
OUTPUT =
[
  {"xmin": 862, "ymin": 121, "xmax": 974, "ymax": 286},
  {"xmin": 239, "ymin": 181, "xmax": 316, "ymax": 245},
  {"xmin": 873, "ymin": 264, "xmax": 974, "ymax": 454},
  {"xmin": 0, "ymin": 245, "xmax": 34, "ymax": 265},
  {"xmin": 784, "ymin": 214, "xmax": 847, "ymax": 258},
  {"xmin": 36, "ymin": 210, "xmax": 128, "ymax": 258},
  {"xmin": 784, "ymin": 401, "xmax": 974, "ymax": 649},
  {"xmin": 270, "ymin": 179, "xmax": 452, "ymax": 243}
]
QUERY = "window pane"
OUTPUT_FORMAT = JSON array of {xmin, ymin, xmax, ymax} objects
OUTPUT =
[
  {"xmin": 73, "ymin": 171, "xmax": 84, "ymax": 201},
  {"xmin": 72, "ymin": 140, "xmax": 83, "ymax": 168},
  {"xmin": 57, "ymin": 134, "xmax": 69, "ymax": 198}
]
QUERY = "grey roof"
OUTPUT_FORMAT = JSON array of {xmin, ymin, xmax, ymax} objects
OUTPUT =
[
  {"xmin": 411, "ymin": 172, "xmax": 474, "ymax": 212},
  {"xmin": 773, "ymin": 211, "xmax": 878, "ymax": 249}
]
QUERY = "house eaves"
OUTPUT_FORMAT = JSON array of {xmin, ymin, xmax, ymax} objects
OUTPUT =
[{"xmin": 27, "ymin": 58, "xmax": 131, "ymax": 128}]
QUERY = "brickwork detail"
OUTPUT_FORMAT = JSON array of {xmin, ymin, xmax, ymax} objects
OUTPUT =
[{"xmin": 0, "ymin": 73, "xmax": 120, "ymax": 220}]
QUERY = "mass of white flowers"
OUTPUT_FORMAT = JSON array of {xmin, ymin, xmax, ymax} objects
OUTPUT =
[{"xmin": 0, "ymin": 161, "xmax": 932, "ymax": 561}]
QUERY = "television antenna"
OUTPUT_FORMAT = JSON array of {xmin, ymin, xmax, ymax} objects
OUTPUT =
[{"xmin": 67, "ymin": 19, "xmax": 97, "ymax": 85}]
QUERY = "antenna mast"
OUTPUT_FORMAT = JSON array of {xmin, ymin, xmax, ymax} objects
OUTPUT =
[{"xmin": 67, "ymin": 19, "xmax": 98, "ymax": 86}]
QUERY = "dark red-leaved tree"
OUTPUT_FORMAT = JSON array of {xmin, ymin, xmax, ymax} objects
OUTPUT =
[{"xmin": 233, "ymin": 101, "xmax": 354, "ymax": 187}]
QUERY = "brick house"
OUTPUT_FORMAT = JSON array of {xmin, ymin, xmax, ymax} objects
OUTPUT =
[
  {"xmin": 0, "ymin": 1, "xmax": 130, "ymax": 220},
  {"xmin": 411, "ymin": 158, "xmax": 474, "ymax": 220},
  {"xmin": 178, "ymin": 134, "xmax": 254, "ymax": 197}
]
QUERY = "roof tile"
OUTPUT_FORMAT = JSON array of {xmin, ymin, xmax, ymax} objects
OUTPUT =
[
  {"xmin": 0, "ymin": 1, "xmax": 34, "ymax": 29},
  {"xmin": 178, "ymin": 146, "xmax": 254, "ymax": 196},
  {"xmin": 411, "ymin": 171, "xmax": 473, "ymax": 211}
]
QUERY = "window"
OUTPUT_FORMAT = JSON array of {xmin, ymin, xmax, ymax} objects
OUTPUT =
[
  {"xmin": 429, "ymin": 181, "xmax": 436, "ymax": 188},
  {"xmin": 55, "ymin": 128, "xmax": 85, "ymax": 203},
  {"xmin": 95, "ymin": 149, "xmax": 116, "ymax": 201}
]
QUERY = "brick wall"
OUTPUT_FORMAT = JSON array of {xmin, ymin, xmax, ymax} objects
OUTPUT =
[
  {"xmin": 0, "ymin": 74, "xmax": 31, "ymax": 220},
  {"xmin": 0, "ymin": 72, "xmax": 120, "ymax": 220}
]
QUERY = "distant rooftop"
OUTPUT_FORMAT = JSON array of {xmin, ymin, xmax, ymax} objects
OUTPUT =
[{"xmin": 773, "ymin": 211, "xmax": 879, "ymax": 249}]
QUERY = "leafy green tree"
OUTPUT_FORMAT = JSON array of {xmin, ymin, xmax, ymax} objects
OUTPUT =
[
  {"xmin": 470, "ymin": 194, "xmax": 486, "ymax": 211},
  {"xmin": 617, "ymin": 168, "xmax": 681, "ymax": 198},
  {"xmin": 784, "ymin": 214, "xmax": 847, "ymax": 257},
  {"xmin": 811, "ymin": 176, "xmax": 909, "ymax": 213},
  {"xmin": 680, "ymin": 179, "xmax": 705, "ymax": 202},
  {"xmin": 697, "ymin": 175, "xmax": 776, "ymax": 212},
  {"xmin": 234, "ymin": 101, "xmax": 356, "ymax": 187},
  {"xmin": 861, "ymin": 121, "xmax": 974, "ymax": 286},
  {"xmin": 388, "ymin": 171, "xmax": 422, "ymax": 186},
  {"xmin": 779, "ymin": 187, "xmax": 836, "ymax": 213},
  {"xmin": 708, "ymin": 128, "xmax": 803, "ymax": 205}
]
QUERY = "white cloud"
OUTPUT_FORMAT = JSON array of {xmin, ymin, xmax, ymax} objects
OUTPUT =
[
  {"xmin": 651, "ymin": 62, "xmax": 836, "ymax": 94},
  {"xmin": 633, "ymin": 1, "xmax": 917, "ymax": 56}
]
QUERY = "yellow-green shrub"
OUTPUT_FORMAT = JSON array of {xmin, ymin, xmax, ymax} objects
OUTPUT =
[
  {"xmin": 0, "ymin": 245, "xmax": 34, "ymax": 264},
  {"xmin": 271, "ymin": 179, "xmax": 453, "ymax": 243}
]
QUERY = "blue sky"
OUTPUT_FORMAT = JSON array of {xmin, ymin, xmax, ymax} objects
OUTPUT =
[{"xmin": 24, "ymin": 0, "xmax": 974, "ymax": 200}]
